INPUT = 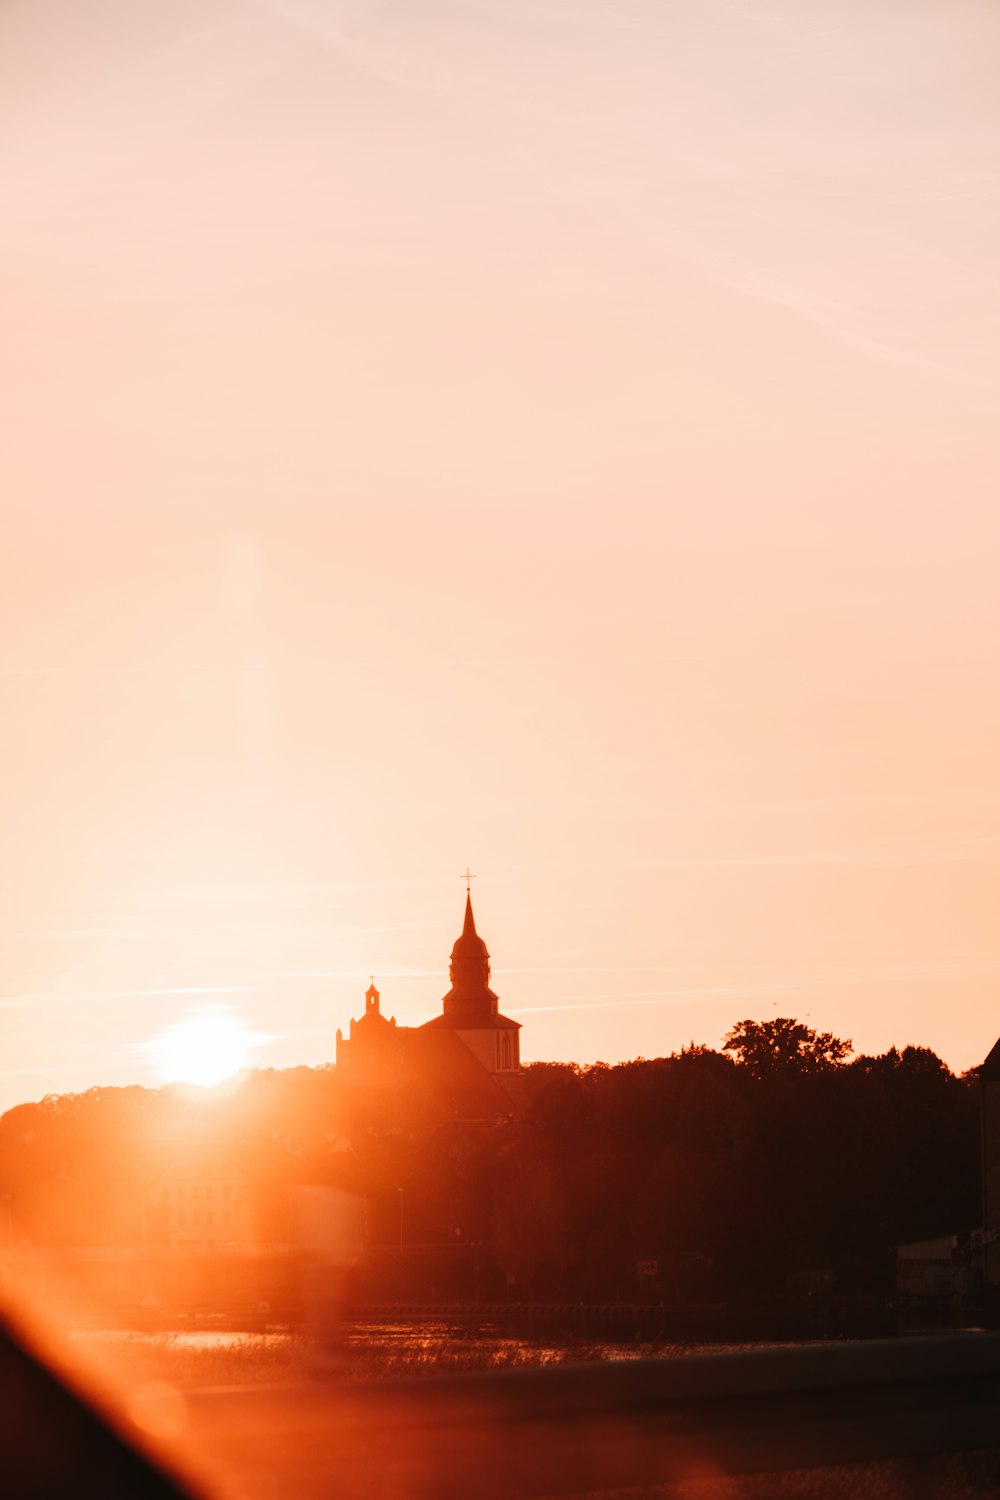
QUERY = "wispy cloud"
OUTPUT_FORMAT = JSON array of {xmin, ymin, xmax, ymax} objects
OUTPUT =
[
  {"xmin": 253, "ymin": 0, "xmax": 1000, "ymax": 387},
  {"xmin": 0, "ymin": 984, "xmax": 252, "ymax": 1013},
  {"xmin": 508, "ymin": 955, "xmax": 1000, "ymax": 1016}
]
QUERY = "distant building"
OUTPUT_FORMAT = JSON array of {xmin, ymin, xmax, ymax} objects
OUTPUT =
[
  {"xmin": 335, "ymin": 893, "xmax": 522, "ymax": 1124},
  {"xmin": 150, "ymin": 1167, "xmax": 248, "ymax": 1252},
  {"xmin": 897, "ymin": 1233, "xmax": 980, "ymax": 1308}
]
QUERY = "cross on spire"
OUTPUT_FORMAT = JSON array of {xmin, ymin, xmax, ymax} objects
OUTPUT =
[{"xmin": 462, "ymin": 867, "xmax": 475, "ymax": 893}]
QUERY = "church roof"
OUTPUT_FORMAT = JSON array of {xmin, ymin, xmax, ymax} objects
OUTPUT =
[
  {"xmin": 421, "ymin": 1010, "xmax": 521, "ymax": 1032},
  {"xmin": 450, "ymin": 891, "xmax": 489, "ymax": 962},
  {"xmin": 404, "ymin": 1025, "xmax": 518, "ymax": 1121}
]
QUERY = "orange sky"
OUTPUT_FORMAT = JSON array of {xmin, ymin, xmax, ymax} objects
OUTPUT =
[{"xmin": 2, "ymin": 0, "xmax": 1000, "ymax": 1110}]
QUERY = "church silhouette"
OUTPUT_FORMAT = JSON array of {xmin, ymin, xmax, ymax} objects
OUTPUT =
[{"xmin": 335, "ymin": 892, "xmax": 522, "ymax": 1124}]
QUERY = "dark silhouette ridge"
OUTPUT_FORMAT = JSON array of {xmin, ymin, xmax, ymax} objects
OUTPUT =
[{"xmin": 0, "ymin": 1018, "xmax": 982, "ymax": 1311}]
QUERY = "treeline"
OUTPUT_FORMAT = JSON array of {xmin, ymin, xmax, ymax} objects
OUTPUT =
[{"xmin": 0, "ymin": 1020, "xmax": 981, "ymax": 1301}]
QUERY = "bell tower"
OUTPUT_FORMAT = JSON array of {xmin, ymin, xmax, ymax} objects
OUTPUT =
[
  {"xmin": 443, "ymin": 891, "xmax": 499, "ymax": 1025},
  {"xmin": 427, "ymin": 883, "xmax": 521, "ymax": 1077}
]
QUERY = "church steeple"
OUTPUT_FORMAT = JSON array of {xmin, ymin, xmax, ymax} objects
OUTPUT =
[
  {"xmin": 397, "ymin": 883, "xmax": 522, "ymax": 1080},
  {"xmin": 461, "ymin": 890, "xmax": 478, "ymax": 941},
  {"xmin": 443, "ymin": 891, "xmax": 498, "ymax": 1022}
]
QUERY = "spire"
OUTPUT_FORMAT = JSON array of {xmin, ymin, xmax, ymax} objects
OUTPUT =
[{"xmin": 443, "ymin": 888, "xmax": 496, "ymax": 1022}]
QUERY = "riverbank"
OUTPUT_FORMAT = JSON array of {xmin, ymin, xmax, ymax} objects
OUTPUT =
[{"xmin": 69, "ymin": 1323, "xmax": 813, "ymax": 1389}]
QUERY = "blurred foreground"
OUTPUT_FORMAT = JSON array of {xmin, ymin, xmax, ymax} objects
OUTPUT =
[
  {"xmin": 4, "ymin": 1275, "xmax": 1000, "ymax": 1500},
  {"xmin": 2, "ymin": 1141, "xmax": 998, "ymax": 1498}
]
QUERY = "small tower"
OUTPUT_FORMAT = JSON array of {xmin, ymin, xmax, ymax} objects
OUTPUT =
[{"xmin": 336, "ymin": 977, "xmax": 398, "ymax": 1079}]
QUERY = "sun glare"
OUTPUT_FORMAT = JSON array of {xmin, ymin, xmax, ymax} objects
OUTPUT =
[{"xmin": 150, "ymin": 1010, "xmax": 256, "ymax": 1088}]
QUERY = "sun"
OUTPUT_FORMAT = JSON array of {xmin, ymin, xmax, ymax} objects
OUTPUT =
[{"xmin": 150, "ymin": 1009, "xmax": 256, "ymax": 1088}]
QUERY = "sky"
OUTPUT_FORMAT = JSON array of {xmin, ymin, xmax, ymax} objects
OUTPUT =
[{"xmin": 2, "ymin": 0, "xmax": 1000, "ymax": 1110}]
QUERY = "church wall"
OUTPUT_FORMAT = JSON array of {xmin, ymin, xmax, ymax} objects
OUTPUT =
[
  {"xmin": 453, "ymin": 1028, "xmax": 499, "ymax": 1075},
  {"xmin": 452, "ymin": 1027, "xmax": 518, "ymax": 1075}
]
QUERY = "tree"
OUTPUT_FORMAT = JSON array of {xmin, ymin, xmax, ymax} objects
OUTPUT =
[{"xmin": 723, "ymin": 1017, "xmax": 852, "ymax": 1078}]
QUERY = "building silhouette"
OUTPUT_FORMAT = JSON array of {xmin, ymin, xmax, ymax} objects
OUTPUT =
[
  {"xmin": 335, "ymin": 893, "xmax": 522, "ymax": 1124},
  {"xmin": 980, "ymin": 1033, "xmax": 1000, "ymax": 1293}
]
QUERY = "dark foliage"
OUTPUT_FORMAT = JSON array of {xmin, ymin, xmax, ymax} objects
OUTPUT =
[{"xmin": 0, "ymin": 1021, "xmax": 980, "ymax": 1302}]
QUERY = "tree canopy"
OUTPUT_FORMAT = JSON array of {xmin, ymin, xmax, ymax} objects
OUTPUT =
[
  {"xmin": 723, "ymin": 1017, "xmax": 853, "ymax": 1077},
  {"xmin": 0, "ymin": 1019, "xmax": 978, "ymax": 1304}
]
